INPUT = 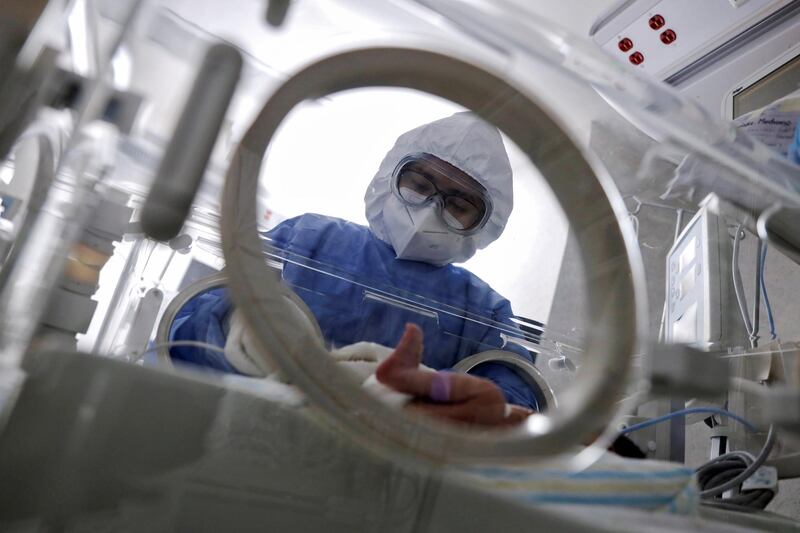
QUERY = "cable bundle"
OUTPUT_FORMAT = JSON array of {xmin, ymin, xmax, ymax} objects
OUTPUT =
[{"xmin": 696, "ymin": 426, "xmax": 776, "ymax": 511}]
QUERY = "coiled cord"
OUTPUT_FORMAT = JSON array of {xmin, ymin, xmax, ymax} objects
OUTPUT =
[{"xmin": 696, "ymin": 425, "xmax": 776, "ymax": 511}]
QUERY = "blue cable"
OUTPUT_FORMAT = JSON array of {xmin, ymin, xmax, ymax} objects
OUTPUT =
[
  {"xmin": 759, "ymin": 243, "xmax": 777, "ymax": 340},
  {"xmin": 621, "ymin": 407, "xmax": 759, "ymax": 435}
]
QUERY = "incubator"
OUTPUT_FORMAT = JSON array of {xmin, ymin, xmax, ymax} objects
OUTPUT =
[{"xmin": 0, "ymin": 0, "xmax": 798, "ymax": 531}]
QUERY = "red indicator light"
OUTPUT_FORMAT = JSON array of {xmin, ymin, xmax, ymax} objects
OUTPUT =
[
  {"xmin": 629, "ymin": 51, "xmax": 645, "ymax": 65},
  {"xmin": 618, "ymin": 38, "xmax": 634, "ymax": 52},
  {"xmin": 660, "ymin": 29, "xmax": 677, "ymax": 44},
  {"xmin": 649, "ymin": 14, "xmax": 665, "ymax": 29}
]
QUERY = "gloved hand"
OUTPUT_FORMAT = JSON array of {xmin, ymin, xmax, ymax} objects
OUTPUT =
[{"xmin": 376, "ymin": 323, "xmax": 533, "ymax": 427}]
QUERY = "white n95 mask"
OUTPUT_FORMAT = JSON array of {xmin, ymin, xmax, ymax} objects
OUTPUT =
[{"xmin": 382, "ymin": 197, "xmax": 477, "ymax": 266}]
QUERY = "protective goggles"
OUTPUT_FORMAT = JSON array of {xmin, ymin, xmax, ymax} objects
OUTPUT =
[{"xmin": 391, "ymin": 153, "xmax": 492, "ymax": 235}]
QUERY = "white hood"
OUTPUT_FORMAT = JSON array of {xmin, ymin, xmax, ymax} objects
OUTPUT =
[{"xmin": 364, "ymin": 112, "xmax": 514, "ymax": 263}]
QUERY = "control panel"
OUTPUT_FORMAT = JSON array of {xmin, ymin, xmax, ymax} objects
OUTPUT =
[
  {"xmin": 665, "ymin": 205, "xmax": 734, "ymax": 348},
  {"xmin": 591, "ymin": 0, "xmax": 793, "ymax": 79}
]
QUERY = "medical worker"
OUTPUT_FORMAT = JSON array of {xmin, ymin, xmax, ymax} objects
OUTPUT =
[{"xmin": 170, "ymin": 112, "xmax": 539, "ymax": 419}]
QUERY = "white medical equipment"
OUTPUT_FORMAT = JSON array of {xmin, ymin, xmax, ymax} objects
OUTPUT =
[
  {"xmin": 591, "ymin": 0, "xmax": 800, "ymax": 520},
  {"xmin": 666, "ymin": 205, "xmax": 739, "ymax": 349}
]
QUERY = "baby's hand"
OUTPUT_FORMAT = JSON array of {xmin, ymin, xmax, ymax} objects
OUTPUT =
[{"xmin": 376, "ymin": 324, "xmax": 527, "ymax": 426}]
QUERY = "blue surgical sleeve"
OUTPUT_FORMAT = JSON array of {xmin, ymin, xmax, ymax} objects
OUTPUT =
[
  {"xmin": 169, "ymin": 288, "xmax": 239, "ymax": 374},
  {"xmin": 461, "ymin": 299, "xmax": 540, "ymax": 411},
  {"xmin": 470, "ymin": 363, "xmax": 539, "ymax": 410}
]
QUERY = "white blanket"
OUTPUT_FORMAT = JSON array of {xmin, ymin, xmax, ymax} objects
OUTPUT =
[{"xmin": 224, "ymin": 309, "xmax": 425, "ymax": 407}]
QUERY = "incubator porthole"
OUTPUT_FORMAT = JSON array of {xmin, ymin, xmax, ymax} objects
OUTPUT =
[{"xmin": 220, "ymin": 44, "xmax": 642, "ymax": 465}]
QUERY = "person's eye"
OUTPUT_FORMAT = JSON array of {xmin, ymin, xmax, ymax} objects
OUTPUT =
[
  {"xmin": 448, "ymin": 197, "xmax": 474, "ymax": 214},
  {"xmin": 412, "ymin": 176, "xmax": 429, "ymax": 188},
  {"xmin": 406, "ymin": 172, "xmax": 434, "ymax": 193}
]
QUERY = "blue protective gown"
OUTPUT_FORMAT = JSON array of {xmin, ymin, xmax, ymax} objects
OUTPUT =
[{"xmin": 170, "ymin": 213, "xmax": 538, "ymax": 409}]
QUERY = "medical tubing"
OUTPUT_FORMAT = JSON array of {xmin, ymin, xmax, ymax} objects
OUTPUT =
[
  {"xmin": 698, "ymin": 425, "xmax": 776, "ymax": 498},
  {"xmin": 701, "ymin": 497, "xmax": 772, "ymax": 512},
  {"xmin": 720, "ymin": 490, "xmax": 775, "ymax": 507},
  {"xmin": 750, "ymin": 239, "xmax": 762, "ymax": 346},
  {"xmin": 699, "ymin": 462, "xmax": 775, "ymax": 510},
  {"xmin": 132, "ymin": 340, "xmax": 226, "ymax": 363},
  {"xmin": 672, "ymin": 209, "xmax": 684, "ymax": 243},
  {"xmin": 731, "ymin": 225, "xmax": 755, "ymax": 342},
  {"xmin": 759, "ymin": 243, "xmax": 777, "ymax": 339},
  {"xmin": 628, "ymin": 212, "xmax": 639, "ymax": 239},
  {"xmin": 620, "ymin": 407, "xmax": 759, "ymax": 435}
]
